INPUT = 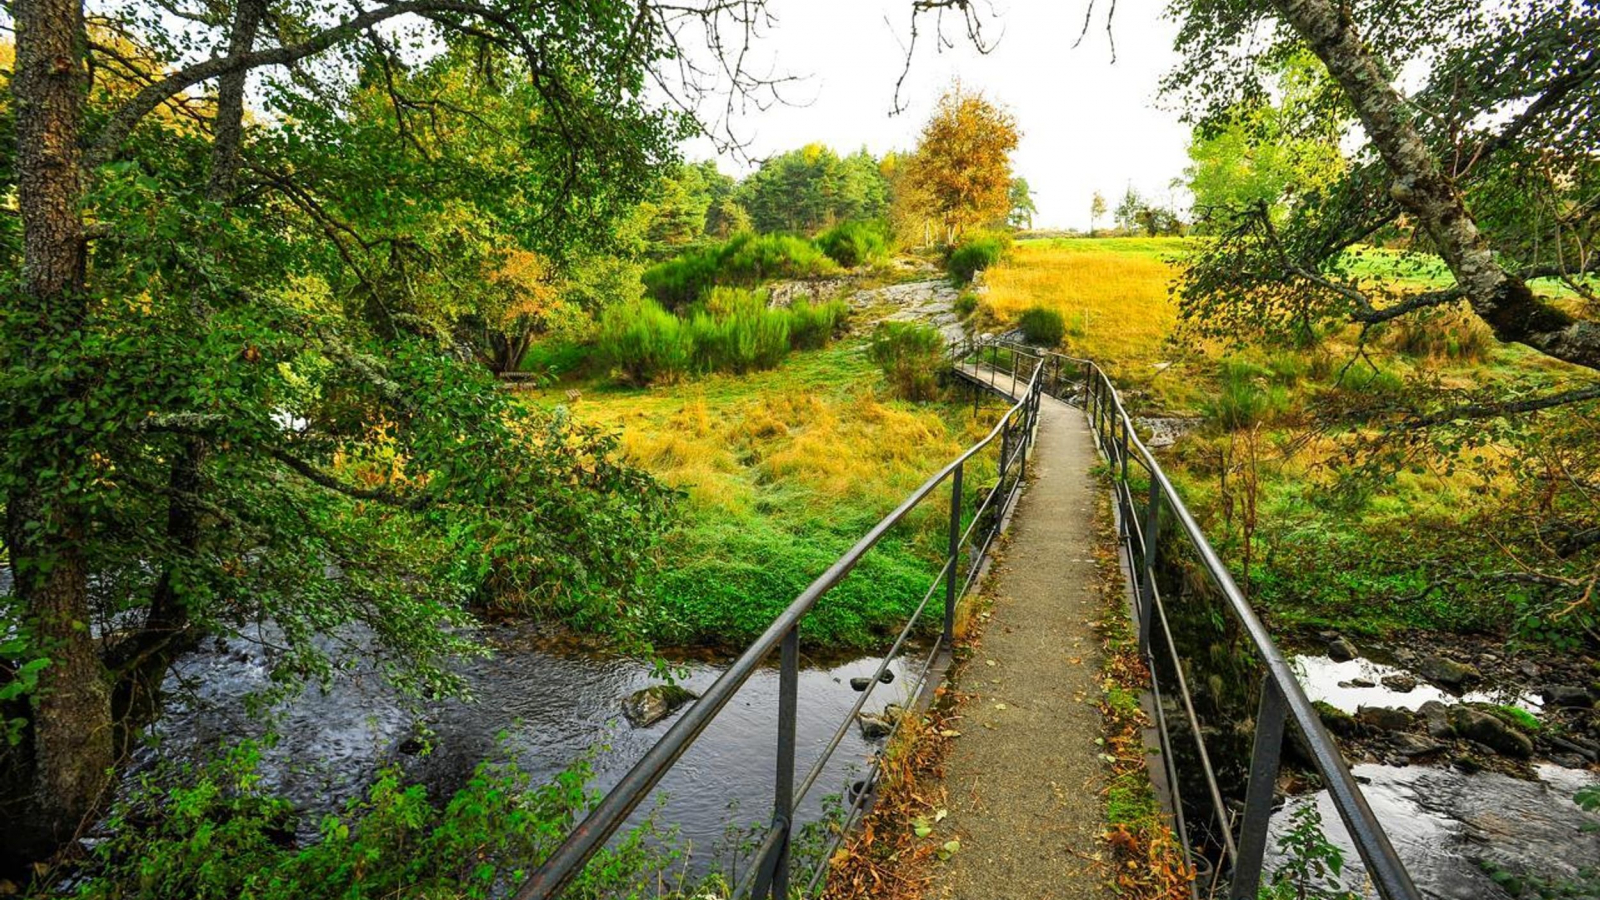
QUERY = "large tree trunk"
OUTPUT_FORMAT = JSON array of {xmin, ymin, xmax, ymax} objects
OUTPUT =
[
  {"xmin": 7, "ymin": 0, "xmax": 113, "ymax": 865},
  {"xmin": 1273, "ymin": 0, "xmax": 1600, "ymax": 373}
]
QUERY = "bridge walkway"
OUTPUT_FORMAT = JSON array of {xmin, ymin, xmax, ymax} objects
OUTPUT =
[{"xmin": 932, "ymin": 365, "xmax": 1108, "ymax": 900}]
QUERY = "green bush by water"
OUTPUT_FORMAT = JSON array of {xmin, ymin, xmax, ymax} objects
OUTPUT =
[{"xmin": 64, "ymin": 743, "xmax": 678, "ymax": 900}]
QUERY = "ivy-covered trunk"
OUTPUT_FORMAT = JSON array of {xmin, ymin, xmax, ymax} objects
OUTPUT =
[{"xmin": 6, "ymin": 0, "xmax": 114, "ymax": 864}]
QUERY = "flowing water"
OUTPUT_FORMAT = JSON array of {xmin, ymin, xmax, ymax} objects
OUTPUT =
[
  {"xmin": 1265, "ymin": 763, "xmax": 1600, "ymax": 899},
  {"xmin": 142, "ymin": 623, "xmax": 915, "ymax": 873}
]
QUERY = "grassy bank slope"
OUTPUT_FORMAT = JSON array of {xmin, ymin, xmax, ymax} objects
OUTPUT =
[
  {"xmin": 523, "ymin": 342, "xmax": 994, "ymax": 650},
  {"xmin": 980, "ymin": 236, "xmax": 1591, "ymax": 642}
]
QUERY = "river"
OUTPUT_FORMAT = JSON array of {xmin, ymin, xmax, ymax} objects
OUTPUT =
[{"xmin": 141, "ymin": 622, "xmax": 914, "ymax": 876}]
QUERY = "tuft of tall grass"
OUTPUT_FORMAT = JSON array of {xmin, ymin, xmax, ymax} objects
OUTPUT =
[
  {"xmin": 643, "ymin": 232, "xmax": 841, "ymax": 308},
  {"xmin": 816, "ymin": 220, "xmax": 892, "ymax": 268},
  {"xmin": 1202, "ymin": 359, "xmax": 1288, "ymax": 430},
  {"xmin": 1017, "ymin": 305, "xmax": 1066, "ymax": 347},
  {"xmin": 869, "ymin": 321, "xmax": 947, "ymax": 402},
  {"xmin": 598, "ymin": 289, "xmax": 848, "ymax": 385},
  {"xmin": 1384, "ymin": 308, "xmax": 1494, "ymax": 362},
  {"xmin": 597, "ymin": 299, "xmax": 694, "ymax": 386},
  {"xmin": 946, "ymin": 231, "xmax": 1012, "ymax": 284}
]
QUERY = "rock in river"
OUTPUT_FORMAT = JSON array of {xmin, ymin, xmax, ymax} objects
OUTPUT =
[
  {"xmin": 1448, "ymin": 707, "xmax": 1533, "ymax": 759},
  {"xmin": 1541, "ymin": 685, "xmax": 1594, "ymax": 709},
  {"xmin": 1380, "ymin": 673, "xmax": 1418, "ymax": 693},
  {"xmin": 1327, "ymin": 637, "xmax": 1359, "ymax": 662},
  {"xmin": 1417, "ymin": 655, "xmax": 1480, "ymax": 689},
  {"xmin": 1357, "ymin": 705, "xmax": 1414, "ymax": 733},
  {"xmin": 623, "ymin": 684, "xmax": 699, "ymax": 728}
]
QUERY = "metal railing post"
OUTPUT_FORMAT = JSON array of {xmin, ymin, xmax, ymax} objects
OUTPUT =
[
  {"xmin": 772, "ymin": 625, "xmax": 800, "ymax": 899},
  {"xmin": 944, "ymin": 461, "xmax": 964, "ymax": 646},
  {"xmin": 1137, "ymin": 479, "xmax": 1160, "ymax": 655},
  {"xmin": 1230, "ymin": 677, "xmax": 1289, "ymax": 900},
  {"xmin": 1118, "ymin": 412, "xmax": 1130, "ymax": 484}
]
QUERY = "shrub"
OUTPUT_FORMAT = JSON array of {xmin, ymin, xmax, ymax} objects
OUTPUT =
[
  {"xmin": 599, "ymin": 289, "xmax": 845, "ymax": 384},
  {"xmin": 640, "ymin": 246, "xmax": 721, "ymax": 310},
  {"xmin": 869, "ymin": 321, "xmax": 947, "ymax": 402},
  {"xmin": 953, "ymin": 290, "xmax": 979, "ymax": 319},
  {"xmin": 945, "ymin": 231, "xmax": 1012, "ymax": 284},
  {"xmin": 642, "ymin": 233, "xmax": 841, "ymax": 308},
  {"xmin": 1016, "ymin": 305, "xmax": 1066, "ymax": 347},
  {"xmin": 688, "ymin": 296, "xmax": 790, "ymax": 375},
  {"xmin": 1386, "ymin": 308, "xmax": 1493, "ymax": 362},
  {"xmin": 67, "ymin": 742, "xmax": 678, "ymax": 900},
  {"xmin": 1203, "ymin": 358, "xmax": 1287, "ymax": 430},
  {"xmin": 596, "ymin": 298, "xmax": 694, "ymax": 385},
  {"xmin": 816, "ymin": 220, "xmax": 891, "ymax": 268},
  {"xmin": 788, "ymin": 299, "xmax": 849, "ymax": 350},
  {"xmin": 717, "ymin": 232, "xmax": 838, "ymax": 284}
]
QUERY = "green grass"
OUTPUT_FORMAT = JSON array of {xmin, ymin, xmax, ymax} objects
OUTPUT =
[
  {"xmin": 522, "ymin": 342, "xmax": 998, "ymax": 650},
  {"xmin": 989, "ymin": 236, "xmax": 1594, "ymax": 642}
]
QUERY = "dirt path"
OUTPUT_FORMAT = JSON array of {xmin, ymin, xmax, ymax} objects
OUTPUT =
[{"xmin": 929, "ymin": 389, "xmax": 1108, "ymax": 900}]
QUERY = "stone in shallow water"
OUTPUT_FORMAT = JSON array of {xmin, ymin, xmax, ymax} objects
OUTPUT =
[
  {"xmin": 1389, "ymin": 732, "xmax": 1446, "ymax": 757},
  {"xmin": 1327, "ymin": 637, "xmax": 1359, "ymax": 662},
  {"xmin": 622, "ymin": 684, "xmax": 698, "ymax": 728},
  {"xmin": 1449, "ymin": 707, "xmax": 1533, "ymax": 759},
  {"xmin": 1381, "ymin": 673, "xmax": 1418, "ymax": 692},
  {"xmin": 1358, "ymin": 705, "xmax": 1414, "ymax": 733},
  {"xmin": 1418, "ymin": 655, "xmax": 1481, "ymax": 689}
]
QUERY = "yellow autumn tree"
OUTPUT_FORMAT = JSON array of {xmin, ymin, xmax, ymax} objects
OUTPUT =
[{"xmin": 901, "ymin": 85, "xmax": 1020, "ymax": 244}]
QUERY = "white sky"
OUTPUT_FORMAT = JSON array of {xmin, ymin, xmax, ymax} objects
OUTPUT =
[{"xmin": 680, "ymin": 0, "xmax": 1194, "ymax": 230}]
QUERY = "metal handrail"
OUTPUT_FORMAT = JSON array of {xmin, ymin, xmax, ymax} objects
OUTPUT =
[
  {"xmin": 978, "ymin": 338, "xmax": 1419, "ymax": 900},
  {"xmin": 515, "ymin": 343, "xmax": 1045, "ymax": 900}
]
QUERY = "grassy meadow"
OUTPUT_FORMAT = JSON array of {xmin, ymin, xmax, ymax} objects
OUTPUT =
[
  {"xmin": 521, "ymin": 342, "xmax": 998, "ymax": 650},
  {"xmin": 978, "ymin": 236, "xmax": 1588, "ymax": 640}
]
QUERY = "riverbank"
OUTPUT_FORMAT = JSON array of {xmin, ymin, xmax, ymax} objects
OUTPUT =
[{"xmin": 516, "ymin": 274, "xmax": 995, "ymax": 653}]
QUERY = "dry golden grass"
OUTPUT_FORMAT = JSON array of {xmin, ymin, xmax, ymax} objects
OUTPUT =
[
  {"xmin": 980, "ymin": 239, "xmax": 1182, "ymax": 372},
  {"xmin": 528, "ymin": 345, "xmax": 993, "ymax": 524}
]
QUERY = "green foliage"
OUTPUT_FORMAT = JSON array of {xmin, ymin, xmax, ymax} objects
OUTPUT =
[
  {"xmin": 1203, "ymin": 359, "xmax": 1288, "ymax": 430},
  {"xmin": 946, "ymin": 232, "xmax": 1012, "ymax": 284},
  {"xmin": 1007, "ymin": 178, "xmax": 1038, "ymax": 231},
  {"xmin": 1185, "ymin": 53, "xmax": 1347, "ymax": 229},
  {"xmin": 597, "ymin": 290, "xmax": 846, "ymax": 385},
  {"xmin": 597, "ymin": 299, "xmax": 697, "ymax": 385},
  {"xmin": 869, "ymin": 322, "xmax": 948, "ymax": 402},
  {"xmin": 1017, "ymin": 306, "xmax": 1066, "ymax": 347},
  {"xmin": 735, "ymin": 145, "xmax": 890, "ymax": 235},
  {"xmin": 816, "ymin": 220, "xmax": 892, "ymax": 268},
  {"xmin": 641, "ymin": 233, "xmax": 840, "ymax": 309},
  {"xmin": 786, "ymin": 299, "xmax": 850, "ymax": 350},
  {"xmin": 686, "ymin": 292, "xmax": 791, "ymax": 375},
  {"xmin": 1260, "ymin": 803, "xmax": 1358, "ymax": 900},
  {"xmin": 640, "ymin": 160, "xmax": 737, "ymax": 254},
  {"xmin": 61, "ymin": 742, "xmax": 679, "ymax": 900},
  {"xmin": 954, "ymin": 291, "xmax": 979, "ymax": 319}
]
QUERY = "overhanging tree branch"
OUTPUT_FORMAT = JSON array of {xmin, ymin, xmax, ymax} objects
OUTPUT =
[{"xmin": 1409, "ymin": 383, "xmax": 1600, "ymax": 427}]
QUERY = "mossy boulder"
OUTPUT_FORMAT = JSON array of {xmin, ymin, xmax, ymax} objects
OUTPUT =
[{"xmin": 623, "ymin": 684, "xmax": 698, "ymax": 728}]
